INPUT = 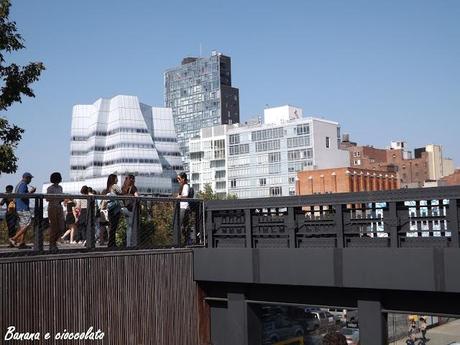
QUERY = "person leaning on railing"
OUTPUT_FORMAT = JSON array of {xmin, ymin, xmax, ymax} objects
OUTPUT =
[
  {"xmin": 9, "ymin": 172, "xmax": 36, "ymax": 249},
  {"xmin": 103, "ymin": 174, "xmax": 123, "ymax": 248},
  {"xmin": 46, "ymin": 172, "xmax": 65, "ymax": 252},
  {"xmin": 121, "ymin": 174, "xmax": 139, "ymax": 247},
  {"xmin": 75, "ymin": 185, "xmax": 89, "ymax": 245}
]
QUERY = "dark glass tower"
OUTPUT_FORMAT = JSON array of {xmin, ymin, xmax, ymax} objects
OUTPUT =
[{"xmin": 164, "ymin": 51, "xmax": 240, "ymax": 170}]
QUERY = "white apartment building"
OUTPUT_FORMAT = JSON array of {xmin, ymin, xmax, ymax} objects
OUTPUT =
[
  {"xmin": 52, "ymin": 95, "xmax": 182, "ymax": 195},
  {"xmin": 189, "ymin": 105, "xmax": 349, "ymax": 199}
]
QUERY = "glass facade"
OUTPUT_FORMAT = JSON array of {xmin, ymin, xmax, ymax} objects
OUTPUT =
[
  {"xmin": 164, "ymin": 52, "xmax": 239, "ymax": 170},
  {"xmin": 65, "ymin": 95, "xmax": 182, "ymax": 195},
  {"xmin": 189, "ymin": 106, "xmax": 350, "ymax": 199}
]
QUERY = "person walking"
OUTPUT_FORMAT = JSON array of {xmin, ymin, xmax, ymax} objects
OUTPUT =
[
  {"xmin": 61, "ymin": 198, "xmax": 77, "ymax": 243},
  {"xmin": 419, "ymin": 317, "xmax": 427, "ymax": 342},
  {"xmin": 121, "ymin": 174, "xmax": 139, "ymax": 247},
  {"xmin": 1, "ymin": 185, "xmax": 17, "ymax": 246},
  {"xmin": 46, "ymin": 172, "xmax": 65, "ymax": 252},
  {"xmin": 105, "ymin": 174, "xmax": 122, "ymax": 248},
  {"xmin": 10, "ymin": 172, "xmax": 36, "ymax": 249}
]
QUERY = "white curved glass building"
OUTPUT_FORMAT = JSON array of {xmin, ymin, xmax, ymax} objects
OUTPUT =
[{"xmin": 60, "ymin": 95, "xmax": 182, "ymax": 195}]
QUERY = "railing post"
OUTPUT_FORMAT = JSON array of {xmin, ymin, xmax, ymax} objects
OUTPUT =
[
  {"xmin": 448, "ymin": 199, "xmax": 459, "ymax": 248},
  {"xmin": 85, "ymin": 196, "xmax": 95, "ymax": 249},
  {"xmin": 173, "ymin": 201, "xmax": 181, "ymax": 247},
  {"xmin": 131, "ymin": 199, "xmax": 140, "ymax": 247},
  {"xmin": 205, "ymin": 207, "xmax": 213, "ymax": 248},
  {"xmin": 33, "ymin": 196, "xmax": 44, "ymax": 252},
  {"xmin": 386, "ymin": 201, "xmax": 399, "ymax": 248},
  {"xmin": 334, "ymin": 204, "xmax": 344, "ymax": 248},
  {"xmin": 244, "ymin": 209, "xmax": 253, "ymax": 248},
  {"xmin": 287, "ymin": 207, "xmax": 296, "ymax": 248},
  {"xmin": 194, "ymin": 201, "xmax": 203, "ymax": 245}
]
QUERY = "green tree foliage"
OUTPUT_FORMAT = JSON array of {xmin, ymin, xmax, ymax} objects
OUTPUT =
[
  {"xmin": 0, "ymin": 0, "xmax": 45, "ymax": 174},
  {"xmin": 197, "ymin": 183, "xmax": 238, "ymax": 201}
]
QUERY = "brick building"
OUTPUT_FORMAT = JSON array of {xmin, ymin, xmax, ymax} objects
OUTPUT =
[
  {"xmin": 296, "ymin": 167, "xmax": 399, "ymax": 195},
  {"xmin": 344, "ymin": 139, "xmax": 430, "ymax": 188},
  {"xmin": 440, "ymin": 170, "xmax": 460, "ymax": 186}
]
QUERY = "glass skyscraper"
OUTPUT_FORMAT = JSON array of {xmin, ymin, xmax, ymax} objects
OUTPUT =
[{"xmin": 164, "ymin": 51, "xmax": 240, "ymax": 170}]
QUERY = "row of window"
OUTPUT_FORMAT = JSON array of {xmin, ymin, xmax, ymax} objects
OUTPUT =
[
  {"xmin": 70, "ymin": 158, "xmax": 161, "ymax": 170},
  {"xmin": 229, "ymin": 144, "xmax": 250, "ymax": 156},
  {"xmin": 287, "ymin": 135, "xmax": 310, "ymax": 148},
  {"xmin": 251, "ymin": 127, "xmax": 284, "ymax": 142},
  {"xmin": 71, "ymin": 143, "xmax": 156, "ymax": 155},
  {"xmin": 288, "ymin": 149, "xmax": 313, "ymax": 161},
  {"xmin": 255, "ymin": 139, "xmax": 281, "ymax": 152},
  {"xmin": 295, "ymin": 124, "xmax": 310, "ymax": 136},
  {"xmin": 71, "ymin": 127, "xmax": 150, "ymax": 141}
]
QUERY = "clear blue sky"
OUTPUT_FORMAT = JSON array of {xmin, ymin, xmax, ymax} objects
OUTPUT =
[{"xmin": 1, "ymin": 0, "xmax": 459, "ymax": 188}]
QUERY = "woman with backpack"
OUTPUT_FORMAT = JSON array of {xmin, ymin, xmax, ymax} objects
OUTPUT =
[{"xmin": 104, "ymin": 174, "xmax": 123, "ymax": 248}]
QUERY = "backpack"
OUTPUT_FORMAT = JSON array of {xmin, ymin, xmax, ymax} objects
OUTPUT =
[{"xmin": 187, "ymin": 185, "xmax": 194, "ymax": 198}]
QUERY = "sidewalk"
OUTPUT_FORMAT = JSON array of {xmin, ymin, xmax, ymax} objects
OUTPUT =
[{"xmin": 392, "ymin": 319, "xmax": 460, "ymax": 345}]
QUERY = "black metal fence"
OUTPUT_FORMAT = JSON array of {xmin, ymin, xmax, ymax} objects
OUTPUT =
[
  {"xmin": 0, "ymin": 193, "xmax": 204, "ymax": 255},
  {"xmin": 2, "ymin": 186, "xmax": 460, "ymax": 254},
  {"xmin": 205, "ymin": 186, "xmax": 460, "ymax": 249}
]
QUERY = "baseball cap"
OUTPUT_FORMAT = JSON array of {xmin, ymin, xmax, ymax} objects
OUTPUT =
[{"xmin": 23, "ymin": 172, "xmax": 34, "ymax": 178}]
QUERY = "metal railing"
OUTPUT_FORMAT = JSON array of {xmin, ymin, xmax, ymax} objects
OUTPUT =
[
  {"xmin": 204, "ymin": 186, "xmax": 460, "ymax": 249},
  {"xmin": 2, "ymin": 186, "xmax": 460, "ymax": 254},
  {"xmin": 0, "ymin": 193, "xmax": 204, "ymax": 255}
]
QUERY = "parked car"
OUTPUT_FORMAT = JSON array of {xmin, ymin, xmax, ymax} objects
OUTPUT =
[
  {"xmin": 304, "ymin": 311, "xmax": 336, "ymax": 333},
  {"xmin": 328, "ymin": 308, "xmax": 359, "ymax": 325},
  {"xmin": 340, "ymin": 327, "xmax": 360, "ymax": 345},
  {"xmin": 263, "ymin": 316, "xmax": 304, "ymax": 344}
]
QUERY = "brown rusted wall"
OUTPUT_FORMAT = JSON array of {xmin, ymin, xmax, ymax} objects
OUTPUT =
[{"xmin": 0, "ymin": 250, "xmax": 202, "ymax": 345}]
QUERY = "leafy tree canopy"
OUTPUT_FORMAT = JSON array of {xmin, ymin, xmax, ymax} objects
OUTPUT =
[
  {"xmin": 0, "ymin": 0, "xmax": 45, "ymax": 174},
  {"xmin": 197, "ymin": 183, "xmax": 237, "ymax": 201}
]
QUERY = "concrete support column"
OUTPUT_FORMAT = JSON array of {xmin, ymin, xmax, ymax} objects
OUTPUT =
[
  {"xmin": 358, "ymin": 300, "xmax": 388, "ymax": 345},
  {"xmin": 222, "ymin": 293, "xmax": 262, "ymax": 345}
]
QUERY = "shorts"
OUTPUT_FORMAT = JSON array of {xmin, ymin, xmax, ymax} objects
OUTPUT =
[{"xmin": 17, "ymin": 210, "xmax": 32, "ymax": 228}]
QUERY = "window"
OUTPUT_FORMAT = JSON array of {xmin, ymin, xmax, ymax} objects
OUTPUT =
[
  {"xmin": 295, "ymin": 124, "xmax": 310, "ymax": 135},
  {"xmin": 268, "ymin": 152, "xmax": 281, "ymax": 163},
  {"xmin": 229, "ymin": 134, "xmax": 240, "ymax": 145},
  {"xmin": 251, "ymin": 128, "xmax": 284, "ymax": 141},
  {"xmin": 229, "ymin": 144, "xmax": 249, "ymax": 155},
  {"xmin": 259, "ymin": 178, "xmax": 266, "ymax": 186},
  {"xmin": 287, "ymin": 136, "xmax": 310, "ymax": 148},
  {"xmin": 269, "ymin": 186, "xmax": 282, "ymax": 196},
  {"xmin": 255, "ymin": 140, "xmax": 280, "ymax": 152},
  {"xmin": 326, "ymin": 136, "xmax": 330, "ymax": 148},
  {"xmin": 288, "ymin": 177, "xmax": 295, "ymax": 184},
  {"xmin": 210, "ymin": 160, "xmax": 225, "ymax": 168},
  {"xmin": 269, "ymin": 164, "xmax": 281, "ymax": 174},
  {"xmin": 213, "ymin": 139, "xmax": 225, "ymax": 159},
  {"xmin": 215, "ymin": 181, "xmax": 226, "ymax": 190},
  {"xmin": 288, "ymin": 149, "xmax": 313, "ymax": 161},
  {"xmin": 230, "ymin": 179, "xmax": 237, "ymax": 188},
  {"xmin": 215, "ymin": 170, "xmax": 226, "ymax": 179}
]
